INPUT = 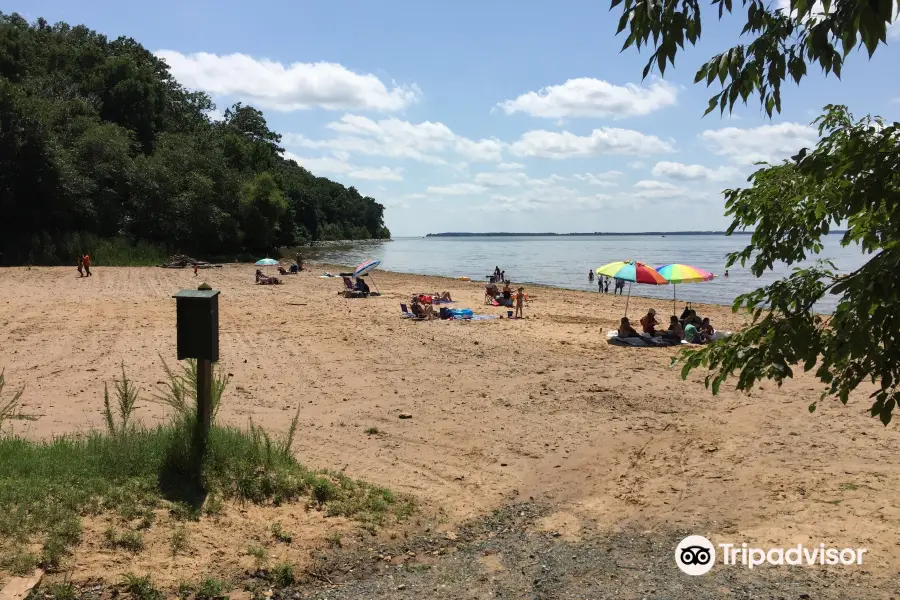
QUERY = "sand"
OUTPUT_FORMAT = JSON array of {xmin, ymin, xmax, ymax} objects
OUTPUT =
[{"xmin": 2, "ymin": 264, "xmax": 899, "ymax": 577}]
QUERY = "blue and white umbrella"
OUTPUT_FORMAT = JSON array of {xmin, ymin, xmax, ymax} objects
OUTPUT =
[
  {"xmin": 353, "ymin": 259, "xmax": 381, "ymax": 294},
  {"xmin": 354, "ymin": 259, "xmax": 381, "ymax": 278},
  {"xmin": 255, "ymin": 258, "xmax": 279, "ymax": 266}
]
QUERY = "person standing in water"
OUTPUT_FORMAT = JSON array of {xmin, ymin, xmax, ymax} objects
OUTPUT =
[{"xmin": 589, "ymin": 270, "xmax": 594, "ymax": 284}]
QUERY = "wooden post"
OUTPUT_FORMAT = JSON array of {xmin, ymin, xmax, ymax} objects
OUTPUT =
[{"xmin": 196, "ymin": 358, "xmax": 212, "ymax": 450}]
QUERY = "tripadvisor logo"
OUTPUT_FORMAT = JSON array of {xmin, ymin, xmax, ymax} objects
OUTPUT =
[
  {"xmin": 675, "ymin": 535, "xmax": 716, "ymax": 576},
  {"xmin": 675, "ymin": 535, "xmax": 868, "ymax": 575}
]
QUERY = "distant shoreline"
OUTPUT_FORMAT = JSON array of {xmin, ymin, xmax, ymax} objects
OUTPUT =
[
  {"xmin": 425, "ymin": 231, "xmax": 746, "ymax": 237},
  {"xmin": 425, "ymin": 231, "xmax": 848, "ymax": 238}
]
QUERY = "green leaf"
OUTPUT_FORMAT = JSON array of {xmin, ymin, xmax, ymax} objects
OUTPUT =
[
  {"xmin": 616, "ymin": 11, "xmax": 630, "ymax": 34},
  {"xmin": 808, "ymin": 402, "xmax": 817, "ymax": 414}
]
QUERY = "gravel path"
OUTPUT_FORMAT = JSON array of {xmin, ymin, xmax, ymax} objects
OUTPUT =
[{"xmin": 281, "ymin": 502, "xmax": 895, "ymax": 600}]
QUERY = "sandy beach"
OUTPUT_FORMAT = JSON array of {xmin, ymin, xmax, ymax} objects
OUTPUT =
[{"xmin": 2, "ymin": 264, "xmax": 899, "ymax": 579}]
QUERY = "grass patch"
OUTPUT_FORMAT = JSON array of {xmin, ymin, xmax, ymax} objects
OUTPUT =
[
  {"xmin": 121, "ymin": 573, "xmax": 163, "ymax": 600},
  {"xmin": 272, "ymin": 563, "xmax": 294, "ymax": 587},
  {"xmin": 839, "ymin": 482, "xmax": 859, "ymax": 491},
  {"xmin": 171, "ymin": 527, "xmax": 188, "ymax": 556},
  {"xmin": 246, "ymin": 544, "xmax": 268, "ymax": 568},
  {"xmin": 194, "ymin": 577, "xmax": 226, "ymax": 600},
  {"xmin": 271, "ymin": 522, "xmax": 293, "ymax": 544},
  {"xmin": 2, "ymin": 551, "xmax": 38, "ymax": 575},
  {"xmin": 0, "ymin": 361, "xmax": 414, "ymax": 575},
  {"xmin": 364, "ymin": 426, "xmax": 380, "ymax": 435}
]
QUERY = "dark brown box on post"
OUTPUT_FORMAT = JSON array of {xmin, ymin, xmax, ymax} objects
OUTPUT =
[{"xmin": 173, "ymin": 289, "xmax": 220, "ymax": 362}]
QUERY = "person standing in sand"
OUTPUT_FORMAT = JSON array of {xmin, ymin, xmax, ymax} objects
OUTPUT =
[
  {"xmin": 82, "ymin": 254, "xmax": 92, "ymax": 277},
  {"xmin": 604, "ymin": 277, "xmax": 610, "ymax": 294},
  {"xmin": 515, "ymin": 287, "xmax": 525, "ymax": 319},
  {"xmin": 77, "ymin": 255, "xmax": 84, "ymax": 277}
]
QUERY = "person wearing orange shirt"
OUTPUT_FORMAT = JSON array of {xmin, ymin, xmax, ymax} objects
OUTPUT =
[{"xmin": 82, "ymin": 254, "xmax": 92, "ymax": 277}]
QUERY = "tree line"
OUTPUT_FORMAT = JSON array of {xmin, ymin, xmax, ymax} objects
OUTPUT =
[{"xmin": 0, "ymin": 13, "xmax": 390, "ymax": 265}]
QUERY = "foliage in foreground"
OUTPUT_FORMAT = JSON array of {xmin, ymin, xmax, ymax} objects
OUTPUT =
[
  {"xmin": 0, "ymin": 362, "xmax": 414, "ymax": 574},
  {"xmin": 612, "ymin": 0, "xmax": 899, "ymax": 422},
  {"xmin": 612, "ymin": 0, "xmax": 897, "ymax": 117},
  {"xmin": 0, "ymin": 13, "xmax": 390, "ymax": 266},
  {"xmin": 677, "ymin": 106, "xmax": 900, "ymax": 422}
]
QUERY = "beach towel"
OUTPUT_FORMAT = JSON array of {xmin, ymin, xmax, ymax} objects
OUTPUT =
[{"xmin": 605, "ymin": 330, "xmax": 681, "ymax": 347}]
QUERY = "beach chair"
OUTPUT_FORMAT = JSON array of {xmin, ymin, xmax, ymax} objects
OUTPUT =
[
  {"xmin": 400, "ymin": 303, "xmax": 425, "ymax": 320},
  {"xmin": 341, "ymin": 276, "xmax": 364, "ymax": 298}
]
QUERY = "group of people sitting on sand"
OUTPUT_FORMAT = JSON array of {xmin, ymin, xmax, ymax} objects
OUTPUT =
[
  {"xmin": 408, "ymin": 291, "xmax": 452, "ymax": 320},
  {"xmin": 485, "ymin": 280, "xmax": 526, "ymax": 308},
  {"xmin": 255, "ymin": 269, "xmax": 281, "ymax": 285},
  {"xmin": 617, "ymin": 305, "xmax": 715, "ymax": 344},
  {"xmin": 277, "ymin": 262, "xmax": 301, "ymax": 276}
]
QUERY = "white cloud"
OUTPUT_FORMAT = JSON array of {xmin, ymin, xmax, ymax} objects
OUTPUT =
[
  {"xmin": 157, "ymin": 51, "xmax": 420, "ymax": 112},
  {"xmin": 348, "ymin": 166, "xmax": 404, "ymax": 181},
  {"xmin": 574, "ymin": 171, "xmax": 622, "ymax": 187},
  {"xmin": 498, "ymin": 78, "xmax": 677, "ymax": 119},
  {"xmin": 283, "ymin": 152, "xmax": 403, "ymax": 181},
  {"xmin": 497, "ymin": 162, "xmax": 525, "ymax": 170},
  {"xmin": 473, "ymin": 171, "xmax": 529, "ymax": 187},
  {"xmin": 628, "ymin": 161, "xmax": 647, "ymax": 169},
  {"xmin": 284, "ymin": 153, "xmax": 352, "ymax": 174},
  {"xmin": 651, "ymin": 161, "xmax": 742, "ymax": 182},
  {"xmin": 631, "ymin": 180, "xmax": 691, "ymax": 200},
  {"xmin": 426, "ymin": 183, "xmax": 488, "ymax": 195},
  {"xmin": 286, "ymin": 115, "xmax": 504, "ymax": 164},
  {"xmin": 509, "ymin": 128, "xmax": 674, "ymax": 159},
  {"xmin": 700, "ymin": 122, "xmax": 818, "ymax": 164},
  {"xmin": 483, "ymin": 185, "xmax": 613, "ymax": 213}
]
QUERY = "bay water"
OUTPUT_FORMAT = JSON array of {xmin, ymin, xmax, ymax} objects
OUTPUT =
[{"xmin": 303, "ymin": 234, "xmax": 868, "ymax": 313}]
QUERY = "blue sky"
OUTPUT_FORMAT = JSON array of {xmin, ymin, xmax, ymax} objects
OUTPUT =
[{"xmin": 15, "ymin": 0, "xmax": 900, "ymax": 235}]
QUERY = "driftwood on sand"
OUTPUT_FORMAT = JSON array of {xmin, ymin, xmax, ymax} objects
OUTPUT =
[{"xmin": 158, "ymin": 254, "xmax": 222, "ymax": 269}]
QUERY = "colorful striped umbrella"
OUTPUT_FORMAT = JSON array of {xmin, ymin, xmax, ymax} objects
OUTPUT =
[
  {"xmin": 656, "ymin": 263, "xmax": 714, "ymax": 315},
  {"xmin": 595, "ymin": 261, "xmax": 668, "ymax": 316},
  {"xmin": 353, "ymin": 259, "xmax": 381, "ymax": 294}
]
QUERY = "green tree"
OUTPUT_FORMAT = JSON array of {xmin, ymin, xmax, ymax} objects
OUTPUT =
[
  {"xmin": 0, "ymin": 12, "xmax": 390, "ymax": 264},
  {"xmin": 240, "ymin": 172, "xmax": 289, "ymax": 252},
  {"xmin": 612, "ymin": 0, "xmax": 900, "ymax": 422}
]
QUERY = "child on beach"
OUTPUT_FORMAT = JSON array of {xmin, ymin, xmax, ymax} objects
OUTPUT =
[
  {"xmin": 515, "ymin": 287, "xmax": 525, "ymax": 318},
  {"xmin": 82, "ymin": 254, "xmax": 92, "ymax": 277},
  {"xmin": 604, "ymin": 278, "xmax": 610, "ymax": 294},
  {"xmin": 77, "ymin": 255, "xmax": 84, "ymax": 277}
]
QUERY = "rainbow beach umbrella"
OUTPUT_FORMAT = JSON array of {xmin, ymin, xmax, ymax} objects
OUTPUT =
[
  {"xmin": 656, "ymin": 263, "xmax": 714, "ymax": 315},
  {"xmin": 595, "ymin": 261, "xmax": 668, "ymax": 316}
]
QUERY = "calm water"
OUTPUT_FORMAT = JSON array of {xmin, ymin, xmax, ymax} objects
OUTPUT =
[{"xmin": 304, "ymin": 235, "xmax": 868, "ymax": 312}]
